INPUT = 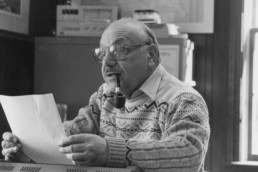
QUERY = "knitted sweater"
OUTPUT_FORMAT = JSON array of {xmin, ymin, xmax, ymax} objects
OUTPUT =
[{"xmin": 64, "ymin": 64, "xmax": 210, "ymax": 172}]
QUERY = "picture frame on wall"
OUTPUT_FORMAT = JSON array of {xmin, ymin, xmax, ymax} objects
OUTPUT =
[
  {"xmin": 172, "ymin": 0, "xmax": 214, "ymax": 33},
  {"xmin": 0, "ymin": 0, "xmax": 30, "ymax": 35},
  {"xmin": 73, "ymin": 0, "xmax": 214, "ymax": 33}
]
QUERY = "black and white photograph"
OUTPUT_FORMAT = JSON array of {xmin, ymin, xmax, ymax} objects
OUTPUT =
[{"xmin": 0, "ymin": 0, "xmax": 257, "ymax": 172}]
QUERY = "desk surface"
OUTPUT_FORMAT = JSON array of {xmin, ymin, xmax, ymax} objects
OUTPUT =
[{"xmin": 0, "ymin": 161, "xmax": 138, "ymax": 172}]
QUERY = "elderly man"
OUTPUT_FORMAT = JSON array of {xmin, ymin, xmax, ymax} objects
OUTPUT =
[{"xmin": 2, "ymin": 18, "xmax": 210, "ymax": 172}]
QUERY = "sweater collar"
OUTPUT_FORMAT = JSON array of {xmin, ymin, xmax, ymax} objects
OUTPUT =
[{"xmin": 136, "ymin": 64, "xmax": 164, "ymax": 100}]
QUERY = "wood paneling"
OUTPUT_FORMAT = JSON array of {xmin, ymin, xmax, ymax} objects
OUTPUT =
[{"xmin": 189, "ymin": 0, "xmax": 244, "ymax": 171}]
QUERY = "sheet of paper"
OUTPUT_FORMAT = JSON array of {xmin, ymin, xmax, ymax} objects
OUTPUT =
[{"xmin": 0, "ymin": 94, "xmax": 72, "ymax": 165}]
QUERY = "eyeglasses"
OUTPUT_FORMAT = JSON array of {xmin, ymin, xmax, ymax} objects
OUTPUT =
[{"xmin": 93, "ymin": 43, "xmax": 150, "ymax": 63}]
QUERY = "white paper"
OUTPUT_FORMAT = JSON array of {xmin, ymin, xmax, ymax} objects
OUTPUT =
[{"xmin": 0, "ymin": 94, "xmax": 72, "ymax": 165}]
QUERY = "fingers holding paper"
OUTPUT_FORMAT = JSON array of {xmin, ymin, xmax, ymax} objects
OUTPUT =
[
  {"xmin": 59, "ymin": 134, "xmax": 108, "ymax": 166},
  {"xmin": 1, "ymin": 132, "xmax": 23, "ymax": 161},
  {"xmin": 2, "ymin": 132, "xmax": 34, "ymax": 163}
]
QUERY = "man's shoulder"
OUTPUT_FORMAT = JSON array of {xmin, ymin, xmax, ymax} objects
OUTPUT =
[
  {"xmin": 89, "ymin": 83, "xmax": 107, "ymax": 102},
  {"xmin": 157, "ymin": 73, "xmax": 204, "ymax": 104}
]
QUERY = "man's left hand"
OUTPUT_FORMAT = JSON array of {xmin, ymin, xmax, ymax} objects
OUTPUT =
[{"xmin": 59, "ymin": 134, "xmax": 108, "ymax": 166}]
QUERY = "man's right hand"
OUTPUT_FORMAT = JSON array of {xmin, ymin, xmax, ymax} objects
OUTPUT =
[{"xmin": 1, "ymin": 132, "xmax": 32, "ymax": 162}]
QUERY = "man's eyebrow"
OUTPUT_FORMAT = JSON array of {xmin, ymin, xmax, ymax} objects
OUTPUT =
[
  {"xmin": 100, "ymin": 37, "xmax": 131, "ymax": 47},
  {"xmin": 113, "ymin": 38, "xmax": 129, "ymax": 45}
]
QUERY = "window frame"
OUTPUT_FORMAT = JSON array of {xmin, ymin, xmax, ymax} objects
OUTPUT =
[
  {"xmin": 248, "ymin": 28, "xmax": 258, "ymax": 161},
  {"xmin": 238, "ymin": 0, "xmax": 258, "ymax": 163}
]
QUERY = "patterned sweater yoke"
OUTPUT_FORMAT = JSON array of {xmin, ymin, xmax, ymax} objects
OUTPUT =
[{"xmin": 64, "ymin": 64, "xmax": 210, "ymax": 172}]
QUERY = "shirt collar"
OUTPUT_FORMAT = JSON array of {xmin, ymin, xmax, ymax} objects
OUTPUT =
[{"xmin": 137, "ymin": 64, "xmax": 164, "ymax": 100}]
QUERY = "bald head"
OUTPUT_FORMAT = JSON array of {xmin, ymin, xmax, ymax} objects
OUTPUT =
[
  {"xmin": 101, "ymin": 18, "xmax": 159, "ymax": 58},
  {"xmin": 103, "ymin": 18, "xmax": 151, "ymax": 42}
]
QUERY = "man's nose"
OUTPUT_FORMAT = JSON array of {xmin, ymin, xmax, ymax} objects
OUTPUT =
[{"xmin": 102, "ymin": 52, "xmax": 116, "ymax": 66}]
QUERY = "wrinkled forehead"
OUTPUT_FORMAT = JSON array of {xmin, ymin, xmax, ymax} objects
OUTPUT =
[{"xmin": 100, "ymin": 23, "xmax": 142, "ymax": 47}]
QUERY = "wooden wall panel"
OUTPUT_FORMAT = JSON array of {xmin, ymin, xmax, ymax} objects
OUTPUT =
[{"xmin": 189, "ymin": 0, "xmax": 243, "ymax": 171}]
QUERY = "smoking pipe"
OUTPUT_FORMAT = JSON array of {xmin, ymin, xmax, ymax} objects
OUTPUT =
[{"xmin": 111, "ymin": 73, "xmax": 125, "ymax": 109}]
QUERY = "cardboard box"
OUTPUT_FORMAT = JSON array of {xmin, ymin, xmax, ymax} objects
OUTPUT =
[{"xmin": 147, "ymin": 23, "xmax": 180, "ymax": 38}]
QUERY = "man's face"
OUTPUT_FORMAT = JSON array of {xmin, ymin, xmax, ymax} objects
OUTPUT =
[{"xmin": 99, "ymin": 24, "xmax": 151, "ymax": 98}]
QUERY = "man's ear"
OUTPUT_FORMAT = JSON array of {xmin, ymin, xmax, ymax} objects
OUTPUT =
[{"xmin": 148, "ymin": 44, "xmax": 159, "ymax": 66}]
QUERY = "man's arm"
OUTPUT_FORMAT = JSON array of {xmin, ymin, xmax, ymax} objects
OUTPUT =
[
  {"xmin": 105, "ymin": 92, "xmax": 210, "ymax": 171},
  {"xmin": 63, "ymin": 91, "xmax": 101, "ymax": 136}
]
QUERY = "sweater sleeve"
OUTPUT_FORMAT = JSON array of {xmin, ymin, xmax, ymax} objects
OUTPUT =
[
  {"xmin": 63, "ymin": 86, "xmax": 104, "ymax": 135},
  {"xmin": 105, "ymin": 92, "xmax": 210, "ymax": 172}
]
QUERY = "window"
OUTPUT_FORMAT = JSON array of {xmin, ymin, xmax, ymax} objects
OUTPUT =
[
  {"xmin": 240, "ymin": 0, "xmax": 258, "ymax": 162},
  {"xmin": 248, "ymin": 28, "xmax": 258, "ymax": 160}
]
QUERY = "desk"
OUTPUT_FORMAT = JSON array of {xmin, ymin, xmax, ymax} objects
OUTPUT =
[{"xmin": 0, "ymin": 161, "xmax": 138, "ymax": 172}]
